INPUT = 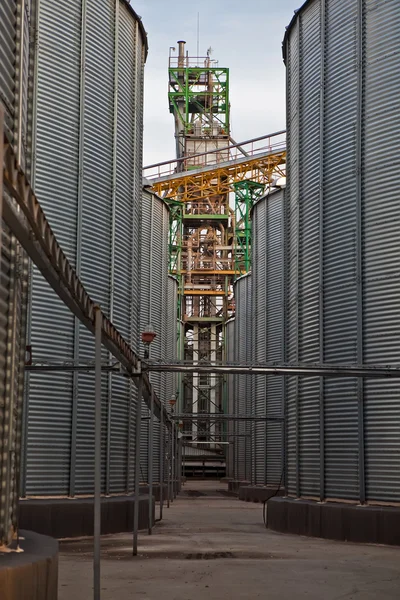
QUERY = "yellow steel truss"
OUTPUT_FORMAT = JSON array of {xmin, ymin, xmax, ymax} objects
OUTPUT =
[{"xmin": 151, "ymin": 150, "xmax": 286, "ymax": 201}]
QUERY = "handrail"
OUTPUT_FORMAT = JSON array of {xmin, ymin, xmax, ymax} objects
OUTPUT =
[
  {"xmin": 143, "ymin": 130, "xmax": 286, "ymax": 180},
  {"xmin": 1, "ymin": 122, "xmax": 170, "ymax": 424}
]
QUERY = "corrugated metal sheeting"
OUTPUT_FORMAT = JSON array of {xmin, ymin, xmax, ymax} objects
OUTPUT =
[
  {"xmin": 284, "ymin": 0, "xmax": 400, "ymax": 503},
  {"xmin": 252, "ymin": 190, "xmax": 285, "ymax": 486},
  {"xmin": 139, "ymin": 186, "xmax": 173, "ymax": 485},
  {"xmin": 225, "ymin": 318, "xmax": 235, "ymax": 479},
  {"xmin": 0, "ymin": 0, "xmax": 32, "ymax": 546},
  {"xmin": 233, "ymin": 274, "xmax": 252, "ymax": 481},
  {"xmin": 22, "ymin": 0, "xmax": 147, "ymax": 498}
]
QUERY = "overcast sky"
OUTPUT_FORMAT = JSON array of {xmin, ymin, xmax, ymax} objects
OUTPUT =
[{"xmin": 132, "ymin": 0, "xmax": 301, "ymax": 166}]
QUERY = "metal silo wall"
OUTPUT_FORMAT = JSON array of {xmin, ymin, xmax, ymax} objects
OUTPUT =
[
  {"xmin": 24, "ymin": 0, "xmax": 146, "ymax": 498},
  {"xmin": 252, "ymin": 190, "xmax": 285, "ymax": 487},
  {"xmin": 285, "ymin": 0, "xmax": 400, "ymax": 503},
  {"xmin": 139, "ymin": 188, "xmax": 170, "ymax": 484},
  {"xmin": 234, "ymin": 274, "xmax": 252, "ymax": 481},
  {"xmin": 225, "ymin": 318, "xmax": 235, "ymax": 479},
  {"xmin": 0, "ymin": 0, "xmax": 32, "ymax": 545},
  {"xmin": 165, "ymin": 276, "xmax": 178, "ymax": 401}
]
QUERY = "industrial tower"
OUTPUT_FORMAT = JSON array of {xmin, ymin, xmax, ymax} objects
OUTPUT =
[{"xmin": 168, "ymin": 42, "xmax": 233, "ymax": 445}]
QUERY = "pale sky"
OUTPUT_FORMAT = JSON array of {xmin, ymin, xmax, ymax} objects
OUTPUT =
[{"xmin": 132, "ymin": 0, "xmax": 302, "ymax": 166}]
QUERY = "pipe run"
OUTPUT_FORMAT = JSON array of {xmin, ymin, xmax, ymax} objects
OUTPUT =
[{"xmin": 143, "ymin": 363, "xmax": 400, "ymax": 378}]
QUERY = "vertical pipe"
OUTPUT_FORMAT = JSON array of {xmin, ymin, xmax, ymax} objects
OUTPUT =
[
  {"xmin": 133, "ymin": 375, "xmax": 143, "ymax": 556},
  {"xmin": 70, "ymin": 0, "xmax": 87, "ymax": 497},
  {"xmin": 166, "ymin": 426, "xmax": 171, "ymax": 508},
  {"xmin": 175, "ymin": 426, "xmax": 179, "ymax": 496},
  {"xmin": 159, "ymin": 406, "xmax": 164, "ymax": 520},
  {"xmin": 177, "ymin": 40, "xmax": 186, "ymax": 67},
  {"xmin": 182, "ymin": 442, "xmax": 185, "ymax": 484},
  {"xmin": 148, "ymin": 389, "xmax": 154, "ymax": 534},
  {"xmin": 127, "ymin": 380, "xmax": 133, "ymax": 493},
  {"xmin": 171, "ymin": 422, "xmax": 175, "ymax": 501},
  {"xmin": 94, "ymin": 307, "xmax": 102, "ymax": 600},
  {"xmin": 356, "ymin": 0, "xmax": 365, "ymax": 505}
]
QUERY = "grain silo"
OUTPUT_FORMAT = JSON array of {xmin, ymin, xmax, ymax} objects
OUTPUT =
[
  {"xmin": 233, "ymin": 273, "xmax": 252, "ymax": 484},
  {"xmin": 20, "ymin": 0, "xmax": 150, "ymax": 537},
  {"xmin": 225, "ymin": 318, "xmax": 235, "ymax": 480},
  {"xmin": 268, "ymin": 0, "xmax": 400, "ymax": 545},
  {"xmin": 139, "ymin": 183, "xmax": 171, "ymax": 497},
  {"xmin": 247, "ymin": 188, "xmax": 285, "ymax": 500}
]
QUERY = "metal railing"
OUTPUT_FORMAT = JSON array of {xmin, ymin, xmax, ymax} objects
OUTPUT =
[{"xmin": 143, "ymin": 130, "xmax": 287, "ymax": 181}]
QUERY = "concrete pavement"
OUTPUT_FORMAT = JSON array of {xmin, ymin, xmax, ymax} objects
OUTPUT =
[{"xmin": 59, "ymin": 480, "xmax": 400, "ymax": 599}]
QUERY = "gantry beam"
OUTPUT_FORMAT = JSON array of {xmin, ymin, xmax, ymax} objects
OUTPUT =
[{"xmin": 150, "ymin": 149, "xmax": 286, "ymax": 201}]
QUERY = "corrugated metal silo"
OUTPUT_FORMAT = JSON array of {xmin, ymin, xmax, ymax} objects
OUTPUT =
[
  {"xmin": 0, "ymin": 0, "xmax": 33, "ymax": 546},
  {"xmin": 225, "ymin": 318, "xmax": 235, "ymax": 479},
  {"xmin": 284, "ymin": 0, "xmax": 400, "ymax": 503},
  {"xmin": 139, "ymin": 184, "xmax": 170, "ymax": 485},
  {"xmin": 252, "ymin": 189, "xmax": 285, "ymax": 487},
  {"xmin": 233, "ymin": 274, "xmax": 252, "ymax": 481},
  {"xmin": 22, "ymin": 0, "xmax": 147, "ymax": 498}
]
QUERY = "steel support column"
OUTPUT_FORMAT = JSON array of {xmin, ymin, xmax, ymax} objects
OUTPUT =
[
  {"xmin": 93, "ymin": 307, "xmax": 102, "ymax": 600},
  {"xmin": 159, "ymin": 402, "xmax": 164, "ymax": 520}
]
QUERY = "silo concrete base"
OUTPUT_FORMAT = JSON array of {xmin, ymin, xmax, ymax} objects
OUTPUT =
[
  {"xmin": 139, "ymin": 483, "xmax": 169, "ymax": 501},
  {"xmin": 0, "ymin": 530, "xmax": 58, "ymax": 600},
  {"xmin": 228, "ymin": 480, "xmax": 251, "ymax": 493},
  {"xmin": 238, "ymin": 485, "xmax": 285, "ymax": 503},
  {"xmin": 267, "ymin": 497, "xmax": 400, "ymax": 546},
  {"xmin": 19, "ymin": 495, "xmax": 154, "ymax": 539}
]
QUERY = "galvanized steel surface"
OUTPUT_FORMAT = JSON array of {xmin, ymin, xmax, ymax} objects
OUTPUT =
[
  {"xmin": 0, "ymin": 0, "xmax": 32, "ymax": 546},
  {"xmin": 225, "ymin": 318, "xmax": 235, "ymax": 479},
  {"xmin": 139, "ymin": 187, "xmax": 170, "ymax": 484},
  {"xmin": 1, "ymin": 0, "xmax": 33, "ymax": 169},
  {"xmin": 284, "ymin": 0, "xmax": 400, "ymax": 503},
  {"xmin": 233, "ymin": 274, "xmax": 252, "ymax": 481},
  {"xmin": 23, "ymin": 0, "xmax": 146, "ymax": 497},
  {"xmin": 252, "ymin": 190, "xmax": 284, "ymax": 486}
]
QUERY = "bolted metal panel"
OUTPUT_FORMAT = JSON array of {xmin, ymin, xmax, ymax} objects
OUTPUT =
[
  {"xmin": 284, "ymin": 0, "xmax": 400, "ymax": 503},
  {"xmin": 285, "ymin": 15, "xmax": 300, "ymax": 498},
  {"xmin": 252, "ymin": 189, "xmax": 285, "ymax": 487},
  {"xmin": 165, "ymin": 275, "xmax": 178, "ymax": 401},
  {"xmin": 1, "ymin": 0, "xmax": 17, "ymax": 137},
  {"xmin": 25, "ymin": 0, "xmax": 146, "ymax": 497},
  {"xmin": 139, "ymin": 187, "xmax": 170, "ymax": 483},
  {"xmin": 363, "ymin": 0, "xmax": 400, "ymax": 502},
  {"xmin": 234, "ymin": 274, "xmax": 252, "ymax": 481},
  {"xmin": 225, "ymin": 318, "xmax": 235, "ymax": 479},
  {"xmin": 323, "ymin": 0, "xmax": 360, "ymax": 501}
]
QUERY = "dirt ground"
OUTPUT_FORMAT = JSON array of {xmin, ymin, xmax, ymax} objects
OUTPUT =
[{"xmin": 59, "ymin": 480, "xmax": 400, "ymax": 599}]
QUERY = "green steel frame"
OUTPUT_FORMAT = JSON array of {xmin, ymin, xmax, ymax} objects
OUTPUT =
[
  {"xmin": 168, "ymin": 67, "xmax": 230, "ymax": 134},
  {"xmin": 233, "ymin": 181, "xmax": 265, "ymax": 276}
]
